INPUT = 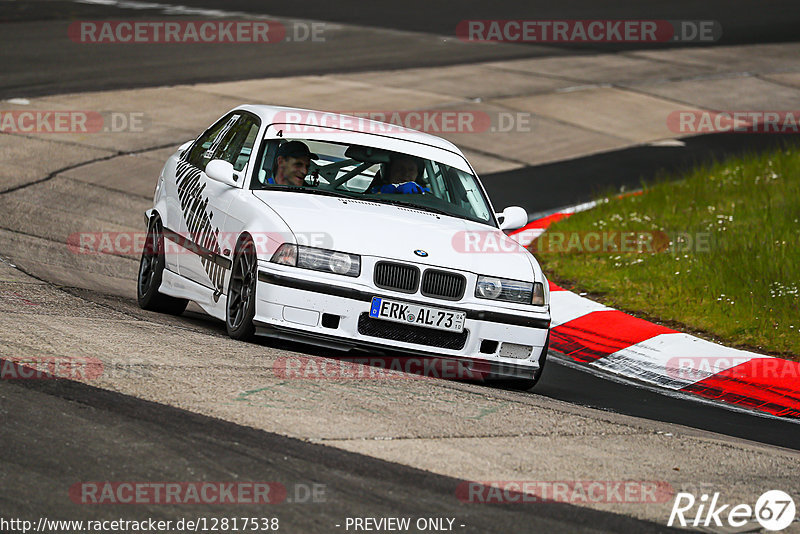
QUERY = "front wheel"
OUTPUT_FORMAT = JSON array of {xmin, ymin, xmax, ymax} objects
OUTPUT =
[
  {"xmin": 487, "ymin": 332, "xmax": 549, "ymax": 391},
  {"xmin": 226, "ymin": 237, "xmax": 257, "ymax": 341},
  {"xmin": 137, "ymin": 217, "xmax": 188, "ymax": 315}
]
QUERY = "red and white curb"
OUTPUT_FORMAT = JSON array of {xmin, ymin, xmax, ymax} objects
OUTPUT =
[{"xmin": 510, "ymin": 208, "xmax": 800, "ymax": 420}]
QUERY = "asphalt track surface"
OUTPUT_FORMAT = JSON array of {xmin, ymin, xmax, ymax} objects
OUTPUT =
[
  {"xmin": 2, "ymin": 0, "xmax": 800, "ymax": 99},
  {"xmin": 2, "ymin": 1, "xmax": 800, "ymax": 531},
  {"xmin": 484, "ymin": 133, "xmax": 800, "ymax": 217},
  {"xmin": 6, "ymin": 0, "xmax": 799, "ymax": 44},
  {"xmin": 1, "ymin": 378, "xmax": 676, "ymax": 532}
]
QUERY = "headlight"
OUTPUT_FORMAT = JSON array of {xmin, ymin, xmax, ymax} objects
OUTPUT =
[
  {"xmin": 476, "ymin": 276, "xmax": 544, "ymax": 305},
  {"xmin": 270, "ymin": 244, "xmax": 360, "ymax": 277}
]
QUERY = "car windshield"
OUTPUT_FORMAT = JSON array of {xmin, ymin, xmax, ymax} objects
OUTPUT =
[{"xmin": 252, "ymin": 138, "xmax": 495, "ymax": 226}]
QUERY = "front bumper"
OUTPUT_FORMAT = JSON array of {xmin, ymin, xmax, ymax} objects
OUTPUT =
[{"xmin": 254, "ymin": 267, "xmax": 550, "ymax": 379}]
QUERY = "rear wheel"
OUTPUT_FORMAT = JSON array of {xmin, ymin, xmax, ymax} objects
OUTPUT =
[
  {"xmin": 226, "ymin": 237, "xmax": 257, "ymax": 341},
  {"xmin": 137, "ymin": 217, "xmax": 188, "ymax": 315}
]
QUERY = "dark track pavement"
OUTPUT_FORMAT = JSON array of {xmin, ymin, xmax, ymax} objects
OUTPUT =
[
  {"xmin": 0, "ymin": 377, "xmax": 678, "ymax": 533},
  {"xmin": 483, "ymin": 133, "xmax": 800, "ymax": 216},
  {"xmin": 2, "ymin": 1, "xmax": 799, "ymax": 531},
  {"xmin": 2, "ymin": 0, "xmax": 799, "ymax": 99}
]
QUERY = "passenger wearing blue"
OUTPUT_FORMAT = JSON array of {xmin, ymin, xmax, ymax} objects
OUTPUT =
[
  {"xmin": 371, "ymin": 154, "xmax": 430, "ymax": 194},
  {"xmin": 268, "ymin": 141, "xmax": 318, "ymax": 186}
]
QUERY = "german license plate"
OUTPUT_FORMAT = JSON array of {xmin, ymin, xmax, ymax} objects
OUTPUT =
[{"xmin": 369, "ymin": 297, "xmax": 465, "ymax": 333}]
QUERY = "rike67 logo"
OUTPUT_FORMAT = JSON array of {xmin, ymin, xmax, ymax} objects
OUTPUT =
[{"xmin": 669, "ymin": 490, "xmax": 796, "ymax": 531}]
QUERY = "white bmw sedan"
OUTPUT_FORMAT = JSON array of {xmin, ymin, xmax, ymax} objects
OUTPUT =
[{"xmin": 138, "ymin": 105, "xmax": 551, "ymax": 388}]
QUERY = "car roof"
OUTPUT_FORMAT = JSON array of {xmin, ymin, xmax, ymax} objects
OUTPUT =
[{"xmin": 235, "ymin": 104, "xmax": 474, "ymax": 172}]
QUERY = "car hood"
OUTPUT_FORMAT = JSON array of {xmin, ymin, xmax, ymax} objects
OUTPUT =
[{"xmin": 251, "ymin": 191, "xmax": 539, "ymax": 280}]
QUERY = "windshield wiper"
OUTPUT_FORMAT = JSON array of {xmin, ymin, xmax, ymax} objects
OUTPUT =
[
  {"xmin": 268, "ymin": 186, "xmax": 357, "ymax": 199},
  {"xmin": 371, "ymin": 198, "xmax": 452, "ymax": 217}
]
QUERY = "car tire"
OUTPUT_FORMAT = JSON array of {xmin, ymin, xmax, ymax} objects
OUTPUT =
[
  {"xmin": 488, "ymin": 331, "xmax": 549, "ymax": 391},
  {"xmin": 137, "ymin": 217, "xmax": 189, "ymax": 315},
  {"xmin": 226, "ymin": 236, "xmax": 257, "ymax": 341}
]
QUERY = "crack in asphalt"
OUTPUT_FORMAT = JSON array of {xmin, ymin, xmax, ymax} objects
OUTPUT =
[
  {"xmin": 0, "ymin": 253, "xmax": 203, "ymax": 330},
  {"xmin": 0, "ymin": 222, "xmax": 125, "ymax": 250},
  {"xmin": 0, "ymin": 224, "xmax": 140, "ymax": 264},
  {"xmin": 0, "ymin": 137, "xmax": 179, "ymax": 196},
  {"xmin": 59, "ymin": 173, "xmax": 154, "ymax": 200},
  {"xmin": 0, "ymin": 139, "xmax": 189, "ymax": 323}
]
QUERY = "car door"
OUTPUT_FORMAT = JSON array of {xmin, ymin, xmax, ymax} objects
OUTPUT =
[{"xmin": 175, "ymin": 112, "xmax": 260, "ymax": 298}]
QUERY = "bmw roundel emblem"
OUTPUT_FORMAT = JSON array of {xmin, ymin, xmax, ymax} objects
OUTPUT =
[{"xmin": 414, "ymin": 249, "xmax": 428, "ymax": 257}]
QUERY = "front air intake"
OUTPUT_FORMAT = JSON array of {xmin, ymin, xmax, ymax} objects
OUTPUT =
[
  {"xmin": 373, "ymin": 261, "xmax": 420, "ymax": 293},
  {"xmin": 421, "ymin": 269, "xmax": 466, "ymax": 301}
]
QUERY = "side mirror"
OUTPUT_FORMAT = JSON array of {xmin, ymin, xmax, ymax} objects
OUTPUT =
[
  {"xmin": 205, "ymin": 159, "xmax": 239, "ymax": 187},
  {"xmin": 496, "ymin": 206, "xmax": 528, "ymax": 230}
]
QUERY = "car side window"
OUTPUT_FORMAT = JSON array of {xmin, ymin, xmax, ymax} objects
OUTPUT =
[
  {"xmin": 449, "ymin": 166, "xmax": 490, "ymax": 222},
  {"xmin": 251, "ymin": 140, "xmax": 280, "ymax": 189},
  {"xmin": 426, "ymin": 160, "xmax": 451, "ymax": 201},
  {"xmin": 185, "ymin": 113, "xmax": 240, "ymax": 170},
  {"xmin": 216, "ymin": 116, "xmax": 261, "ymax": 173}
]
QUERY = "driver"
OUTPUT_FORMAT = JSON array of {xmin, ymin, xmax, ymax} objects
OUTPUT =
[
  {"xmin": 270, "ymin": 141, "xmax": 318, "ymax": 186},
  {"xmin": 371, "ymin": 154, "xmax": 429, "ymax": 194}
]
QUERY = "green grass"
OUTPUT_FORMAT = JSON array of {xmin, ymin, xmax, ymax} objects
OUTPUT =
[{"xmin": 536, "ymin": 145, "xmax": 800, "ymax": 359}]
